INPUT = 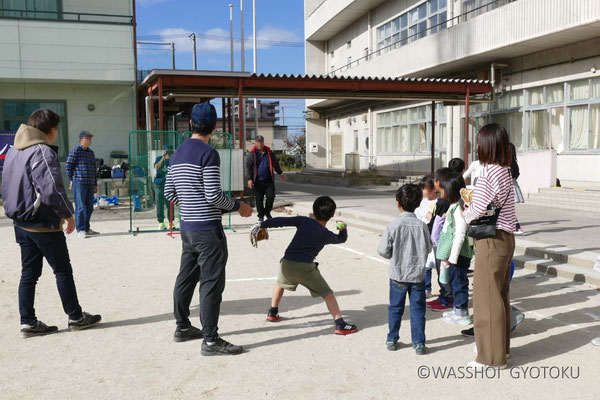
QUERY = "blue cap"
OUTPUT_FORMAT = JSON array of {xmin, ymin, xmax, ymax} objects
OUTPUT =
[
  {"xmin": 191, "ymin": 102, "xmax": 217, "ymax": 126},
  {"xmin": 79, "ymin": 130, "xmax": 93, "ymax": 139}
]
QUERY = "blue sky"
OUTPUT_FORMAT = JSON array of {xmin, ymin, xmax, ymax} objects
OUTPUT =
[{"xmin": 136, "ymin": 0, "xmax": 307, "ymax": 131}]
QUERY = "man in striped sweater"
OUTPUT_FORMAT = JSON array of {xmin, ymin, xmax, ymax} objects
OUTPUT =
[{"xmin": 164, "ymin": 102, "xmax": 253, "ymax": 356}]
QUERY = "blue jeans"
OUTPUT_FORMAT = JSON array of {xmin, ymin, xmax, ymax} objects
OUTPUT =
[
  {"xmin": 450, "ymin": 255, "xmax": 471, "ymax": 314},
  {"xmin": 73, "ymin": 181, "xmax": 94, "ymax": 232},
  {"xmin": 387, "ymin": 279, "xmax": 426, "ymax": 346},
  {"xmin": 15, "ymin": 227, "xmax": 83, "ymax": 325},
  {"xmin": 424, "ymin": 268, "xmax": 432, "ymax": 292}
]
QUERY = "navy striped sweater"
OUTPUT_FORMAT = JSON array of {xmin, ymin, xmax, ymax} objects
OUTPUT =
[{"xmin": 164, "ymin": 138, "xmax": 240, "ymax": 231}]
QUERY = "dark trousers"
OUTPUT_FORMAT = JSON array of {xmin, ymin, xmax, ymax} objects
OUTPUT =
[
  {"xmin": 387, "ymin": 279, "xmax": 426, "ymax": 346},
  {"xmin": 450, "ymin": 255, "xmax": 471, "ymax": 312},
  {"xmin": 434, "ymin": 248, "xmax": 454, "ymax": 305},
  {"xmin": 253, "ymin": 180, "xmax": 275, "ymax": 219},
  {"xmin": 154, "ymin": 183, "xmax": 173, "ymax": 224},
  {"xmin": 74, "ymin": 181, "xmax": 94, "ymax": 232},
  {"xmin": 15, "ymin": 227, "xmax": 83, "ymax": 325},
  {"xmin": 174, "ymin": 229, "xmax": 228, "ymax": 342}
]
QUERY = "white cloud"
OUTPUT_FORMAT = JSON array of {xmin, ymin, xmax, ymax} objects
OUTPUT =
[
  {"xmin": 156, "ymin": 26, "xmax": 301, "ymax": 55},
  {"xmin": 157, "ymin": 28, "xmax": 196, "ymax": 53},
  {"xmin": 252, "ymin": 26, "xmax": 302, "ymax": 50}
]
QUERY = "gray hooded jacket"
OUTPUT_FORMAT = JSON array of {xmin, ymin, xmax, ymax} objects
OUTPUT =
[{"xmin": 1, "ymin": 124, "xmax": 74, "ymax": 231}]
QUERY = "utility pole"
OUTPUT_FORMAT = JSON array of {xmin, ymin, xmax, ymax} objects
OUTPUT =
[
  {"xmin": 240, "ymin": 0, "xmax": 245, "ymax": 71},
  {"xmin": 252, "ymin": 0, "xmax": 259, "ymax": 140},
  {"xmin": 188, "ymin": 33, "xmax": 197, "ymax": 70},
  {"xmin": 229, "ymin": 4, "xmax": 236, "ymax": 141},
  {"xmin": 170, "ymin": 42, "xmax": 175, "ymax": 69}
]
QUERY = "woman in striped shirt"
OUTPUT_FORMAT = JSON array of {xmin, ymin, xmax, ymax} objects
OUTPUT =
[{"xmin": 463, "ymin": 123, "xmax": 516, "ymax": 369}]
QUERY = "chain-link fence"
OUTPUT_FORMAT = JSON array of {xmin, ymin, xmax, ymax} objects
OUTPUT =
[{"xmin": 128, "ymin": 130, "xmax": 233, "ymax": 234}]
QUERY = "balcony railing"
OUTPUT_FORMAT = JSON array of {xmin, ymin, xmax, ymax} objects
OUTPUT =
[
  {"xmin": 329, "ymin": 0, "xmax": 518, "ymax": 76},
  {"xmin": 0, "ymin": 8, "xmax": 133, "ymax": 25}
]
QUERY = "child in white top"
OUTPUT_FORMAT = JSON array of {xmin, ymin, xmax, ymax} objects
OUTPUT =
[{"xmin": 416, "ymin": 176, "xmax": 438, "ymax": 298}]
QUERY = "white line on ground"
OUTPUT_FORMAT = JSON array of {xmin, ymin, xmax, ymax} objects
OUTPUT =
[
  {"xmin": 333, "ymin": 244, "xmax": 387, "ymax": 264},
  {"xmin": 226, "ymin": 277, "xmax": 277, "ymax": 283},
  {"xmin": 333, "ymin": 245, "xmax": 364, "ymax": 255}
]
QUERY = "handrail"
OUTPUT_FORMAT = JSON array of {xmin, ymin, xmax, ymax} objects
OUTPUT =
[
  {"xmin": 329, "ymin": 0, "xmax": 517, "ymax": 76},
  {"xmin": 0, "ymin": 8, "xmax": 133, "ymax": 25}
]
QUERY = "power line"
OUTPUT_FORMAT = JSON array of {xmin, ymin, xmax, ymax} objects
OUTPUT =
[{"xmin": 137, "ymin": 32, "xmax": 303, "ymax": 47}]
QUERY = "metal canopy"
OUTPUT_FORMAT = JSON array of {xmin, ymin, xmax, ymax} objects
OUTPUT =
[
  {"xmin": 139, "ymin": 69, "xmax": 492, "ymax": 169},
  {"xmin": 140, "ymin": 69, "xmax": 492, "ymax": 103}
]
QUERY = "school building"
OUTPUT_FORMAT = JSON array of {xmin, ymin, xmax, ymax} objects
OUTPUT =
[
  {"xmin": 304, "ymin": 0, "xmax": 600, "ymax": 185},
  {"xmin": 0, "ymin": 0, "xmax": 136, "ymax": 162}
]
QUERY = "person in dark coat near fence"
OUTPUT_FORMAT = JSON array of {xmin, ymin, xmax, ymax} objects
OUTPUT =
[
  {"xmin": 245, "ymin": 135, "xmax": 285, "ymax": 222},
  {"xmin": 1, "ymin": 109, "xmax": 101, "ymax": 338}
]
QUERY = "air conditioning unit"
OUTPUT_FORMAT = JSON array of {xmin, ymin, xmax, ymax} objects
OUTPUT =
[{"xmin": 304, "ymin": 110, "xmax": 321, "ymax": 120}]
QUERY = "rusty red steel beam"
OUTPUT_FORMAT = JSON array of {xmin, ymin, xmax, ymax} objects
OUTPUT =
[{"xmin": 154, "ymin": 75, "xmax": 491, "ymax": 95}]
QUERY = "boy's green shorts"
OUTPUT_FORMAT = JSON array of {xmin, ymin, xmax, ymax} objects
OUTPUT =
[{"xmin": 278, "ymin": 258, "xmax": 333, "ymax": 298}]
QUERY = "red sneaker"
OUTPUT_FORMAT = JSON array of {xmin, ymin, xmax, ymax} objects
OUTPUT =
[
  {"xmin": 266, "ymin": 314, "xmax": 280, "ymax": 322},
  {"xmin": 429, "ymin": 302, "xmax": 453, "ymax": 312},
  {"xmin": 334, "ymin": 323, "xmax": 358, "ymax": 335},
  {"xmin": 426, "ymin": 299, "xmax": 441, "ymax": 308}
]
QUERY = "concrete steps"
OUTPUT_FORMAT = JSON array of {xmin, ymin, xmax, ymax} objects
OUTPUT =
[
  {"xmin": 288, "ymin": 204, "xmax": 600, "ymax": 286},
  {"xmin": 526, "ymin": 187, "xmax": 600, "ymax": 213}
]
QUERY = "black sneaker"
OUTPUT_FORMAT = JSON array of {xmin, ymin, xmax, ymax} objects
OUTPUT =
[
  {"xmin": 461, "ymin": 327, "xmax": 475, "ymax": 337},
  {"xmin": 266, "ymin": 308, "xmax": 280, "ymax": 322},
  {"xmin": 334, "ymin": 323, "xmax": 358, "ymax": 335},
  {"xmin": 414, "ymin": 344, "xmax": 427, "ymax": 355},
  {"xmin": 386, "ymin": 341, "xmax": 400, "ymax": 351},
  {"xmin": 201, "ymin": 338, "xmax": 244, "ymax": 356},
  {"xmin": 20, "ymin": 320, "xmax": 58, "ymax": 339},
  {"xmin": 68, "ymin": 312, "xmax": 102, "ymax": 331},
  {"xmin": 174, "ymin": 326, "xmax": 203, "ymax": 343}
]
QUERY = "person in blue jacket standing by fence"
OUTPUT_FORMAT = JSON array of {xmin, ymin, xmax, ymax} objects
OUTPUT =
[{"xmin": 65, "ymin": 130, "xmax": 99, "ymax": 238}]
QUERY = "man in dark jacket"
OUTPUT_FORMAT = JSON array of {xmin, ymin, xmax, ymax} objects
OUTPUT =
[
  {"xmin": 245, "ymin": 135, "xmax": 285, "ymax": 222},
  {"xmin": 1, "ymin": 109, "xmax": 101, "ymax": 338}
]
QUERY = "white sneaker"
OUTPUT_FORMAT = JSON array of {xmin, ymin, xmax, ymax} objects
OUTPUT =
[
  {"xmin": 467, "ymin": 360, "xmax": 506, "ymax": 370},
  {"xmin": 78, "ymin": 231, "xmax": 87, "ymax": 238},
  {"xmin": 85, "ymin": 229, "xmax": 100, "ymax": 236},
  {"xmin": 473, "ymin": 346, "xmax": 510, "ymax": 359},
  {"xmin": 159, "ymin": 222, "xmax": 167, "ymax": 230},
  {"xmin": 443, "ymin": 310, "xmax": 472, "ymax": 325},
  {"xmin": 592, "ymin": 335, "xmax": 600, "ymax": 346}
]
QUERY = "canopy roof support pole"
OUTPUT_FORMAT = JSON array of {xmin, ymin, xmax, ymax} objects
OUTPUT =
[
  {"xmin": 464, "ymin": 87, "xmax": 470, "ymax": 166},
  {"xmin": 431, "ymin": 101, "xmax": 435, "ymax": 174},
  {"xmin": 238, "ymin": 81, "xmax": 244, "ymax": 149}
]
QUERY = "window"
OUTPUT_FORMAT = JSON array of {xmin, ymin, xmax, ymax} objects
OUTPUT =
[
  {"xmin": 1, "ymin": 0, "xmax": 62, "ymax": 19},
  {"xmin": 462, "ymin": 0, "xmax": 515, "ymax": 21},
  {"xmin": 569, "ymin": 105, "xmax": 588, "ymax": 149},
  {"xmin": 529, "ymin": 110, "xmax": 549, "ymax": 149},
  {"xmin": 1, "ymin": 100, "xmax": 68, "ymax": 159},
  {"xmin": 377, "ymin": 105, "xmax": 432, "ymax": 154},
  {"xmin": 547, "ymin": 84, "xmax": 564, "ymax": 104},
  {"xmin": 570, "ymin": 79, "xmax": 590, "ymax": 101},
  {"xmin": 376, "ymin": 0, "xmax": 448, "ymax": 55},
  {"xmin": 529, "ymin": 87, "xmax": 544, "ymax": 106}
]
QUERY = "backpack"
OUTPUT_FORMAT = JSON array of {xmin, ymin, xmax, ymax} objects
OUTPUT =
[
  {"xmin": 97, "ymin": 165, "xmax": 112, "ymax": 179},
  {"xmin": 111, "ymin": 165, "xmax": 125, "ymax": 179}
]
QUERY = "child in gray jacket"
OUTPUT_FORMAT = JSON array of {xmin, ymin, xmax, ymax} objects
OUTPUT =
[{"xmin": 378, "ymin": 184, "xmax": 432, "ymax": 354}]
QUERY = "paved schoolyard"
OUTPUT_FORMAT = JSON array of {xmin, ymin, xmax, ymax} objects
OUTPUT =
[{"xmin": 0, "ymin": 211, "xmax": 599, "ymax": 399}]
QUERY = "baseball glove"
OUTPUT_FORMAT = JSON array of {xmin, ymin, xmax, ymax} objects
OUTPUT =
[{"xmin": 250, "ymin": 223, "xmax": 269, "ymax": 248}]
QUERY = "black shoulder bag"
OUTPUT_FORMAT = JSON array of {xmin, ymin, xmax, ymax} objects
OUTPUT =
[{"xmin": 467, "ymin": 169, "xmax": 512, "ymax": 240}]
